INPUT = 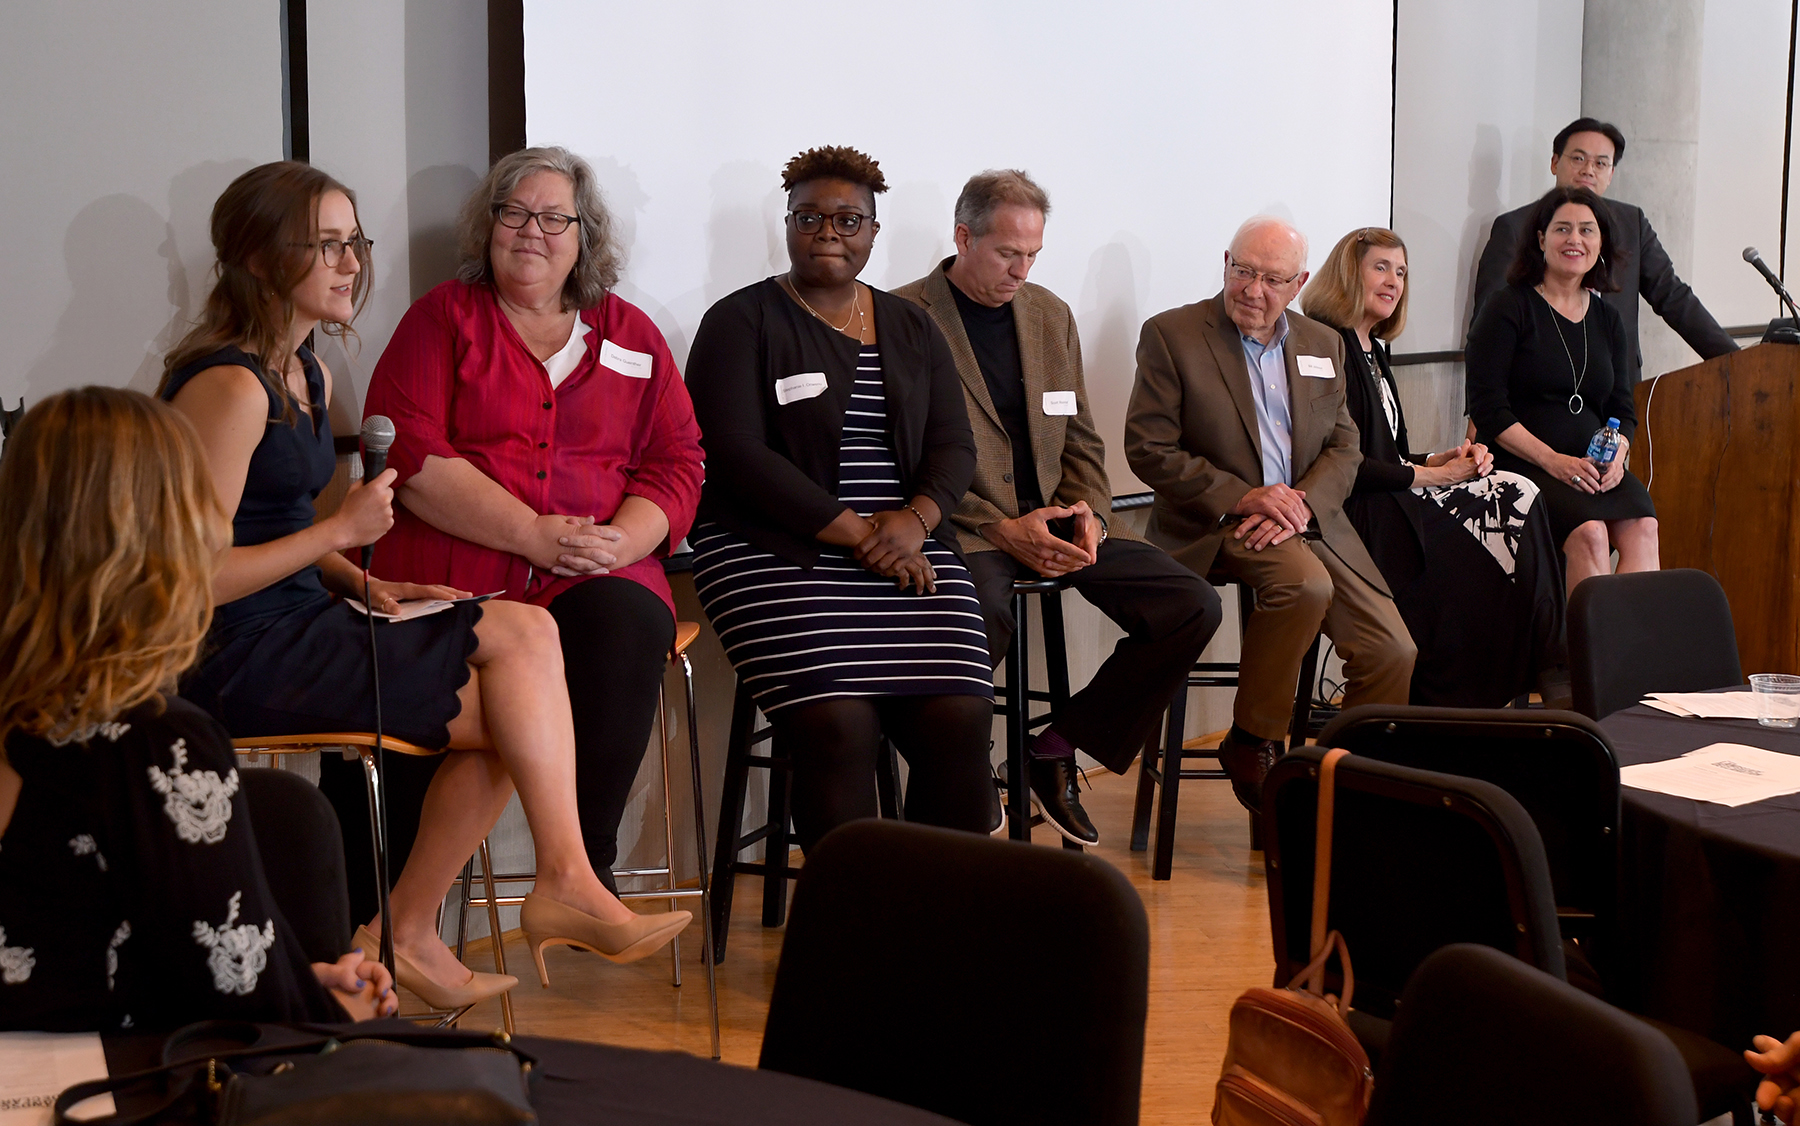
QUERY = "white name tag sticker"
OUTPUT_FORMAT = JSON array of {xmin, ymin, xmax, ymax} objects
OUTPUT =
[
  {"xmin": 1042, "ymin": 391, "xmax": 1077, "ymax": 416},
  {"xmin": 1297, "ymin": 355, "xmax": 1336, "ymax": 379},
  {"xmin": 599, "ymin": 339, "xmax": 654, "ymax": 379},
  {"xmin": 775, "ymin": 371, "xmax": 829, "ymax": 405}
]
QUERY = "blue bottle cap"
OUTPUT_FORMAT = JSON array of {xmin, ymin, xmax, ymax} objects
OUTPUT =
[{"xmin": 1606, "ymin": 417, "xmax": 1620, "ymax": 428}]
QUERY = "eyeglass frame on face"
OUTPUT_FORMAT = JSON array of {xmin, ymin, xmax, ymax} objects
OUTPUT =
[
  {"xmin": 1560, "ymin": 151, "xmax": 1614, "ymax": 171},
  {"xmin": 295, "ymin": 236, "xmax": 373, "ymax": 268},
  {"xmin": 493, "ymin": 204, "xmax": 579, "ymax": 236},
  {"xmin": 1225, "ymin": 253, "xmax": 1302, "ymax": 291},
  {"xmin": 786, "ymin": 209, "xmax": 874, "ymax": 237}
]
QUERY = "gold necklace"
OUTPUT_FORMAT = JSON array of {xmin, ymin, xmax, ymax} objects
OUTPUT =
[{"xmin": 787, "ymin": 276, "xmax": 862, "ymax": 336}]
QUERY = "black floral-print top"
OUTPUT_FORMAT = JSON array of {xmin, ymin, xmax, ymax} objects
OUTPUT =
[{"xmin": 0, "ymin": 697, "xmax": 339, "ymax": 1031}]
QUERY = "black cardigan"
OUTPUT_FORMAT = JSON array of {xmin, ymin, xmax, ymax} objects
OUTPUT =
[
  {"xmin": 1339, "ymin": 327, "xmax": 1428, "ymax": 581},
  {"xmin": 685, "ymin": 278, "xmax": 976, "ymax": 568}
]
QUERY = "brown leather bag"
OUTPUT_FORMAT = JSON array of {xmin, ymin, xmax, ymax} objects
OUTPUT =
[{"xmin": 1212, "ymin": 748, "xmax": 1373, "ymax": 1126}]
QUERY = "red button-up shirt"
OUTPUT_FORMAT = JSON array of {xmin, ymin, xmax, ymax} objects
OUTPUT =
[{"xmin": 363, "ymin": 280, "xmax": 703, "ymax": 617}]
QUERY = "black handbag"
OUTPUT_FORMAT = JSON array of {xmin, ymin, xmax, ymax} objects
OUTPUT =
[{"xmin": 53, "ymin": 1020, "xmax": 538, "ymax": 1126}]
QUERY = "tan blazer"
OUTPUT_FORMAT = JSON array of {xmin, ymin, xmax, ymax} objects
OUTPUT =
[
  {"xmin": 1122, "ymin": 294, "xmax": 1387, "ymax": 594},
  {"xmin": 894, "ymin": 261, "xmax": 1138, "ymax": 554}
]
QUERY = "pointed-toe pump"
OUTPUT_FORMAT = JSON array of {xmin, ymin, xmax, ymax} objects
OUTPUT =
[
  {"xmin": 352, "ymin": 925, "xmax": 517, "ymax": 1011},
  {"xmin": 519, "ymin": 894, "xmax": 692, "ymax": 986}
]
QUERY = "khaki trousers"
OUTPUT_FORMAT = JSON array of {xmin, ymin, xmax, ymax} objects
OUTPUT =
[{"xmin": 1213, "ymin": 535, "xmax": 1417, "ymax": 740}]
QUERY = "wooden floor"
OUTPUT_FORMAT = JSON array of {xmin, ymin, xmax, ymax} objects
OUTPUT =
[{"xmin": 445, "ymin": 754, "xmax": 1271, "ymax": 1124}]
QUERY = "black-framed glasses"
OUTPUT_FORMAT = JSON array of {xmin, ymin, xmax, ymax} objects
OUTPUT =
[
  {"xmin": 1226, "ymin": 254, "xmax": 1301, "ymax": 290},
  {"xmin": 494, "ymin": 204, "xmax": 579, "ymax": 235},
  {"xmin": 787, "ymin": 209, "xmax": 872, "ymax": 237},
  {"xmin": 299, "ymin": 236, "xmax": 373, "ymax": 268}
]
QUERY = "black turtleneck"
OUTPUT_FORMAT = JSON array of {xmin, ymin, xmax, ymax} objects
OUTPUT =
[{"xmin": 946, "ymin": 266, "xmax": 1042, "ymax": 511}]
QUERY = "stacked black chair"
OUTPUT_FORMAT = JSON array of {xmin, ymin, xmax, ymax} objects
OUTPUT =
[
  {"xmin": 760, "ymin": 820, "xmax": 1148, "ymax": 1126},
  {"xmin": 993, "ymin": 575, "xmax": 1083, "ymax": 850},
  {"xmin": 1568, "ymin": 568, "xmax": 1743, "ymax": 719},
  {"xmin": 1367, "ymin": 944, "xmax": 1699, "ymax": 1126},
  {"xmin": 1130, "ymin": 581, "xmax": 1322, "ymax": 879},
  {"xmin": 709, "ymin": 681, "xmax": 901, "ymax": 962},
  {"xmin": 237, "ymin": 766, "xmax": 353, "ymax": 967}
]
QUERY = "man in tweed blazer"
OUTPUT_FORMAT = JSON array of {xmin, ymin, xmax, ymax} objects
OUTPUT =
[
  {"xmin": 896, "ymin": 170, "xmax": 1221, "ymax": 844},
  {"xmin": 1125, "ymin": 216, "xmax": 1414, "ymax": 813}
]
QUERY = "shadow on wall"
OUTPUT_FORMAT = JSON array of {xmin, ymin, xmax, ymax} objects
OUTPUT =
[
  {"xmin": 407, "ymin": 164, "xmax": 481, "ymax": 302},
  {"xmin": 1076, "ymin": 236, "xmax": 1148, "ymax": 483},
  {"xmin": 705, "ymin": 161, "xmax": 785, "ymax": 311},
  {"xmin": 1461, "ymin": 123, "xmax": 1504, "ymax": 338},
  {"xmin": 586, "ymin": 154, "xmax": 690, "ymax": 360},
  {"xmin": 878, "ymin": 178, "xmax": 951, "ymax": 289}
]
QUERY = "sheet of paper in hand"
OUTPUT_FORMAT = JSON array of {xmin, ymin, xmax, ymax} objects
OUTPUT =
[{"xmin": 347, "ymin": 591, "xmax": 503, "ymax": 622}]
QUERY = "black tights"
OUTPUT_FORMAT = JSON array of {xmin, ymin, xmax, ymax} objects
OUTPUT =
[{"xmin": 775, "ymin": 694, "xmax": 1000, "ymax": 852}]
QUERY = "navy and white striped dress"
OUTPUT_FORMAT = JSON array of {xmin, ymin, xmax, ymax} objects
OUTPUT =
[{"xmin": 691, "ymin": 345, "xmax": 993, "ymax": 713}]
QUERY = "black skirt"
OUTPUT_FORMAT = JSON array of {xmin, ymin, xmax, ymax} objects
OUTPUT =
[
  {"xmin": 1492, "ymin": 451, "xmax": 1656, "ymax": 544},
  {"xmin": 182, "ymin": 594, "xmax": 482, "ymax": 749}
]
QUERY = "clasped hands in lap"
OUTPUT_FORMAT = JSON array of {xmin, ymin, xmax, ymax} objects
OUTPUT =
[
  {"xmin": 979, "ymin": 500, "xmax": 1103, "ymax": 577},
  {"xmin": 824, "ymin": 506, "xmax": 938, "ymax": 593}
]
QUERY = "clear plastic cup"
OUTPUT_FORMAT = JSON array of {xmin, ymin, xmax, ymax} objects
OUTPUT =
[{"xmin": 1749, "ymin": 673, "xmax": 1800, "ymax": 728}]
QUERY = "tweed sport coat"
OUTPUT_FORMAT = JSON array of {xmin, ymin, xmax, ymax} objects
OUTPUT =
[
  {"xmin": 1123, "ymin": 294, "xmax": 1389, "ymax": 595},
  {"xmin": 894, "ymin": 261, "xmax": 1139, "ymax": 554}
]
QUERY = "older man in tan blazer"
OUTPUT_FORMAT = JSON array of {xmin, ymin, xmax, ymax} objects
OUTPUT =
[
  {"xmin": 1125, "ymin": 216, "xmax": 1414, "ymax": 811},
  {"xmin": 897, "ymin": 170, "xmax": 1221, "ymax": 844}
]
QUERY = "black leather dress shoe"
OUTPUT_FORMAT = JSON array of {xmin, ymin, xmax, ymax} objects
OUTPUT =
[
  {"xmin": 1027, "ymin": 757, "xmax": 1100, "ymax": 845},
  {"xmin": 1216, "ymin": 731, "xmax": 1282, "ymax": 814}
]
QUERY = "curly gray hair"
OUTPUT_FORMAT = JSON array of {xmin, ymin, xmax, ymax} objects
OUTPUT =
[{"xmin": 456, "ymin": 146, "xmax": 622, "ymax": 310}]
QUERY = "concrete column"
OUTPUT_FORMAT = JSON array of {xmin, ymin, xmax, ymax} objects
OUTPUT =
[{"xmin": 1582, "ymin": 0, "xmax": 1708, "ymax": 378}]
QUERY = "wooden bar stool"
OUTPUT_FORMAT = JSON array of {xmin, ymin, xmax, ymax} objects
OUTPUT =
[{"xmin": 992, "ymin": 576, "xmax": 1083, "ymax": 851}]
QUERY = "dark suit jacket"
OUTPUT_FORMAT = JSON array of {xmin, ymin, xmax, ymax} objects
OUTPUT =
[
  {"xmin": 893, "ymin": 261, "xmax": 1139, "ymax": 554},
  {"xmin": 685, "ymin": 278, "xmax": 976, "ymax": 568},
  {"xmin": 1470, "ymin": 197, "xmax": 1737, "ymax": 377},
  {"xmin": 1123, "ymin": 295, "xmax": 1388, "ymax": 594}
]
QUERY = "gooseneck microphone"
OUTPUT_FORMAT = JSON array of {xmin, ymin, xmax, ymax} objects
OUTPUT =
[
  {"xmin": 358, "ymin": 415, "xmax": 396, "ymax": 570},
  {"xmin": 1743, "ymin": 247, "xmax": 1800, "ymax": 322}
]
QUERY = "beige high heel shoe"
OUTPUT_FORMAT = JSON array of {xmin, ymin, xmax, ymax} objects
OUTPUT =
[
  {"xmin": 352, "ymin": 925, "xmax": 516, "ymax": 1010},
  {"xmin": 519, "ymin": 894, "xmax": 692, "ymax": 986}
]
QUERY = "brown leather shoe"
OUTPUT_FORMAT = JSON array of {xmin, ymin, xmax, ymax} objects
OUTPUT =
[{"xmin": 1216, "ymin": 730, "xmax": 1282, "ymax": 814}]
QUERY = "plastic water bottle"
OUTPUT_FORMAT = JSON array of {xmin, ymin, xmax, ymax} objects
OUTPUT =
[{"xmin": 1586, "ymin": 417, "xmax": 1623, "ymax": 473}]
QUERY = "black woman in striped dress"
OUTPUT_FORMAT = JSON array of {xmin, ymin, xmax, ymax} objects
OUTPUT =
[{"xmin": 686, "ymin": 147, "xmax": 1000, "ymax": 850}]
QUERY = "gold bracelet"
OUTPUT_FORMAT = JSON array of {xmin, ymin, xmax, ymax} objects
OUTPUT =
[{"xmin": 904, "ymin": 503, "xmax": 931, "ymax": 537}]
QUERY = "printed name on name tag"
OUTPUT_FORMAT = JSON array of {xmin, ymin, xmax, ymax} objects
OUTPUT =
[
  {"xmin": 599, "ymin": 339, "xmax": 653, "ymax": 378},
  {"xmin": 775, "ymin": 372, "xmax": 829, "ymax": 405},
  {"xmin": 1297, "ymin": 355, "xmax": 1336, "ymax": 379},
  {"xmin": 1042, "ymin": 391, "xmax": 1077, "ymax": 416}
]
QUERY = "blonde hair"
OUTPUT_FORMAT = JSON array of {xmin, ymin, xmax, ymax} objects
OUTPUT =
[
  {"xmin": 1301, "ymin": 227, "xmax": 1409, "ymax": 340},
  {"xmin": 0, "ymin": 388, "xmax": 229, "ymax": 749}
]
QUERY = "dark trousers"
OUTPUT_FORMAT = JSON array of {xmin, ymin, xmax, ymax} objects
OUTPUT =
[
  {"xmin": 966, "ymin": 538, "xmax": 1223, "ymax": 774},
  {"xmin": 323, "ymin": 576, "xmax": 674, "ymax": 920}
]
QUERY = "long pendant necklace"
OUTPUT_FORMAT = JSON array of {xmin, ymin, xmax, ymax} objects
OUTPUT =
[
  {"xmin": 1540, "ymin": 288, "xmax": 1590, "ymax": 414},
  {"xmin": 786, "ymin": 276, "xmax": 864, "ymax": 338}
]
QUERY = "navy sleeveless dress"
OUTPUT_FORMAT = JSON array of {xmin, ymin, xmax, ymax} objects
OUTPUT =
[{"xmin": 164, "ymin": 345, "xmax": 481, "ymax": 748}]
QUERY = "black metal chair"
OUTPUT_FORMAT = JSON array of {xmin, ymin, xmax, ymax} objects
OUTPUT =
[
  {"xmin": 993, "ymin": 575, "xmax": 1083, "ymax": 850},
  {"xmin": 760, "ymin": 820, "xmax": 1149, "ymax": 1126},
  {"xmin": 238, "ymin": 765, "xmax": 352, "ymax": 967},
  {"xmin": 1367, "ymin": 944, "xmax": 1699, "ymax": 1126},
  {"xmin": 1130, "ymin": 581, "xmax": 1322, "ymax": 879},
  {"xmin": 1568, "ymin": 568, "xmax": 1743, "ymax": 720},
  {"xmin": 708, "ymin": 681, "xmax": 900, "ymax": 962}
]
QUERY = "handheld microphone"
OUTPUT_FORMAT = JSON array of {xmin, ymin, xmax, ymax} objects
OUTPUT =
[
  {"xmin": 359, "ymin": 415, "xmax": 396, "ymax": 569},
  {"xmin": 1742, "ymin": 247, "xmax": 1800, "ymax": 322}
]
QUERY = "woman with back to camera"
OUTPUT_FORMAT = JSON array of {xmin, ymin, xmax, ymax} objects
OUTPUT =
[
  {"xmin": 1301, "ymin": 227, "xmax": 1564, "ymax": 705},
  {"xmin": 0, "ymin": 387, "xmax": 396, "ymax": 1031},
  {"xmin": 1466, "ymin": 186, "xmax": 1659, "ymax": 594},
  {"xmin": 685, "ymin": 146, "xmax": 999, "ymax": 850},
  {"xmin": 159, "ymin": 162, "xmax": 688, "ymax": 1005},
  {"xmin": 362, "ymin": 147, "xmax": 702, "ymax": 897}
]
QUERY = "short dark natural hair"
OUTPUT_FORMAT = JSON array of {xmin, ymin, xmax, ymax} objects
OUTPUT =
[
  {"xmin": 953, "ymin": 169, "xmax": 1051, "ymax": 238},
  {"xmin": 780, "ymin": 146, "xmax": 888, "ymax": 211},
  {"xmin": 1506, "ymin": 186, "xmax": 1623, "ymax": 292},
  {"xmin": 456, "ymin": 146, "xmax": 622, "ymax": 311},
  {"xmin": 1553, "ymin": 118, "xmax": 1626, "ymax": 162}
]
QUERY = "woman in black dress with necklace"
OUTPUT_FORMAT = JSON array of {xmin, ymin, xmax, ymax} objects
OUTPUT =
[
  {"xmin": 686, "ymin": 147, "xmax": 998, "ymax": 850},
  {"xmin": 1466, "ymin": 186, "xmax": 1659, "ymax": 593}
]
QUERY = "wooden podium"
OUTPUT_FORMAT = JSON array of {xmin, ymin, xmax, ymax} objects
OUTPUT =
[{"xmin": 1634, "ymin": 342, "xmax": 1800, "ymax": 676}]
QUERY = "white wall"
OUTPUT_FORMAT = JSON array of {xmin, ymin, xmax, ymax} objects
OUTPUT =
[
  {"xmin": 1, "ymin": 2, "xmax": 284, "ymax": 405},
  {"xmin": 524, "ymin": 0, "xmax": 1397, "ymax": 494}
]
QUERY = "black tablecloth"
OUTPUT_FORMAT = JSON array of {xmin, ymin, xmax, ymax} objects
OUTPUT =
[
  {"xmin": 101, "ymin": 1024, "xmax": 959, "ymax": 1125},
  {"xmin": 1600, "ymin": 699, "xmax": 1800, "ymax": 1049}
]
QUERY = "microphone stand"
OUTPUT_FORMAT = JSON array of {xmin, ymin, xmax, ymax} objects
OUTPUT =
[
  {"xmin": 357, "ymin": 465, "xmax": 396, "ymax": 982},
  {"xmin": 1743, "ymin": 249, "xmax": 1800, "ymax": 343}
]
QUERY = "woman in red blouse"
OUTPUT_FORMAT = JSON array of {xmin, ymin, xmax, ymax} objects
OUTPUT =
[{"xmin": 363, "ymin": 147, "xmax": 703, "ymax": 896}]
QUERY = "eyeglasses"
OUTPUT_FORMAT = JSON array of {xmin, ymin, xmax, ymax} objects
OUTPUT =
[
  {"xmin": 299, "ymin": 236, "xmax": 373, "ymax": 268},
  {"xmin": 1226, "ymin": 255, "xmax": 1301, "ymax": 290},
  {"xmin": 787, "ymin": 210, "xmax": 872, "ymax": 237},
  {"xmin": 494, "ymin": 205, "xmax": 579, "ymax": 235},
  {"xmin": 1561, "ymin": 152, "xmax": 1614, "ymax": 171}
]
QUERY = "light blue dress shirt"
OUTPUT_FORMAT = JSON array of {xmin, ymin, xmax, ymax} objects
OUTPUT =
[{"xmin": 1239, "ymin": 312, "xmax": 1294, "ymax": 487}]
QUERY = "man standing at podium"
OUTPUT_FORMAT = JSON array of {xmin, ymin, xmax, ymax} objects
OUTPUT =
[{"xmin": 1471, "ymin": 117, "xmax": 1738, "ymax": 381}]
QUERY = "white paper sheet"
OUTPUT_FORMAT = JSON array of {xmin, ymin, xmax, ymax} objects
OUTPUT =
[
  {"xmin": 1621, "ymin": 742, "xmax": 1800, "ymax": 807},
  {"xmin": 1640, "ymin": 698, "xmax": 1700, "ymax": 717},
  {"xmin": 1643, "ymin": 691, "xmax": 1776, "ymax": 721},
  {"xmin": 0, "ymin": 1032, "xmax": 115, "ymax": 1124}
]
